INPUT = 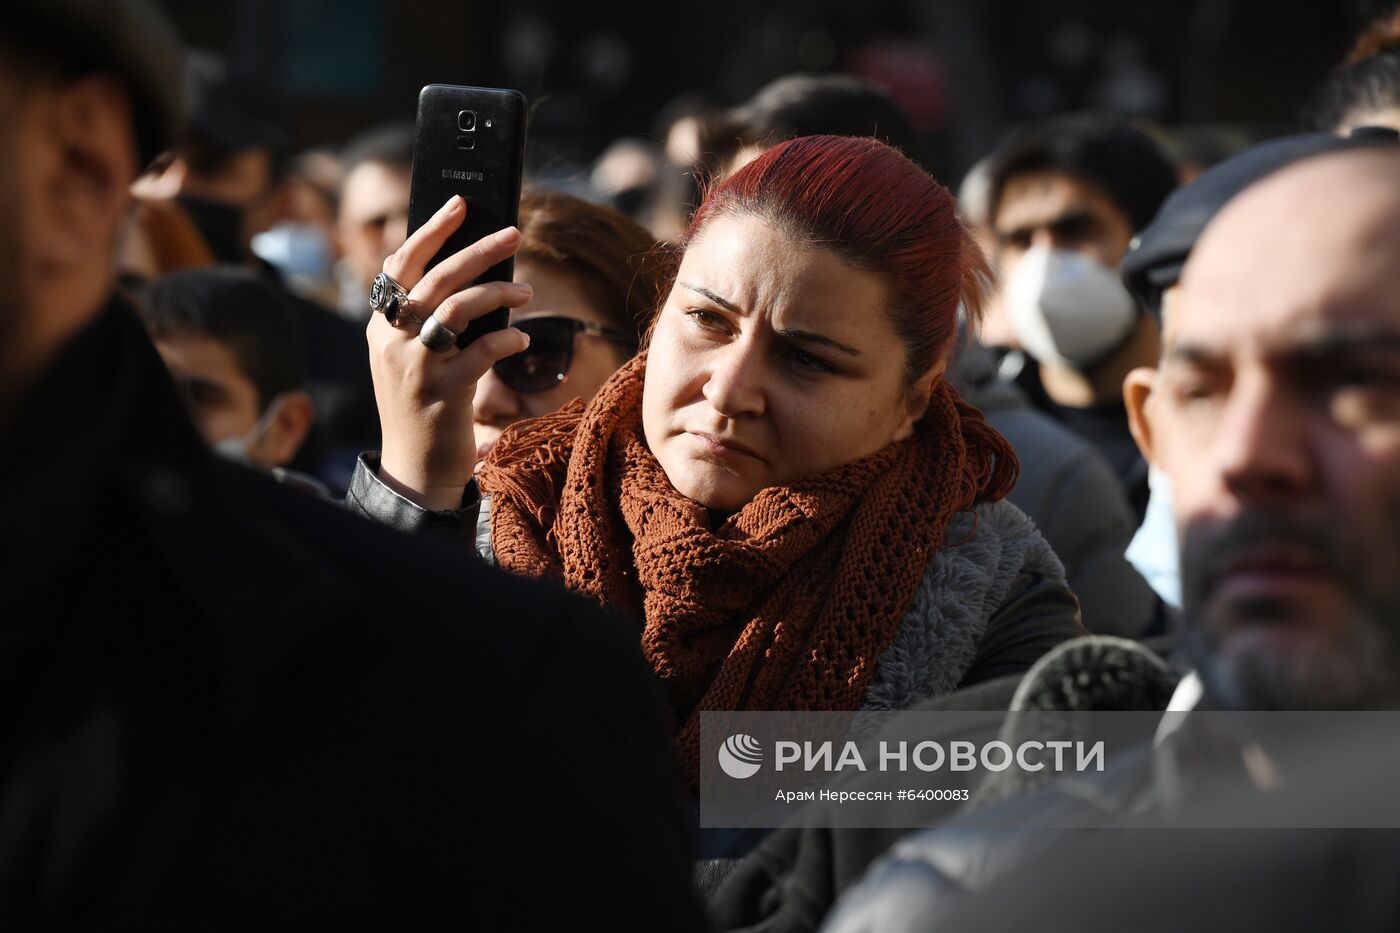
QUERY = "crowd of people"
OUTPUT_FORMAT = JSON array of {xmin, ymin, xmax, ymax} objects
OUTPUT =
[{"xmin": 6, "ymin": 0, "xmax": 1400, "ymax": 927}]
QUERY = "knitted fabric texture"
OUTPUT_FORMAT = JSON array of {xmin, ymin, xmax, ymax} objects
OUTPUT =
[{"xmin": 478, "ymin": 352, "xmax": 1019, "ymax": 780}]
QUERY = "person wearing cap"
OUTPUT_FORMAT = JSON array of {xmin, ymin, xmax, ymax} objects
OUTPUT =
[
  {"xmin": 985, "ymin": 114, "xmax": 1178, "ymax": 521},
  {"xmin": 1118, "ymin": 127, "xmax": 1400, "ymax": 617},
  {"xmin": 0, "ymin": 3, "xmax": 707, "ymax": 928},
  {"xmin": 803, "ymin": 133, "xmax": 1400, "ymax": 933},
  {"xmin": 1121, "ymin": 130, "xmax": 1400, "ymax": 714}
]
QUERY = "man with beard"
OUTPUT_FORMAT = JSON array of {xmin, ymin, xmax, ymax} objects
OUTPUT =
[
  {"xmin": 813, "ymin": 143, "xmax": 1400, "ymax": 933},
  {"xmin": 0, "ymin": 2, "xmax": 705, "ymax": 928},
  {"xmin": 1132, "ymin": 146, "xmax": 1400, "ymax": 712}
]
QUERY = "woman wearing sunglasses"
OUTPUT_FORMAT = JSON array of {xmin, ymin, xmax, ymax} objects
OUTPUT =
[
  {"xmin": 350, "ymin": 136, "xmax": 1084, "ymax": 784},
  {"xmin": 473, "ymin": 189, "xmax": 664, "ymax": 465}
]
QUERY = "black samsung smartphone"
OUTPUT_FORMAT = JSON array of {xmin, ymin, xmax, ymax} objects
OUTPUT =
[{"xmin": 408, "ymin": 84, "xmax": 527, "ymax": 348}]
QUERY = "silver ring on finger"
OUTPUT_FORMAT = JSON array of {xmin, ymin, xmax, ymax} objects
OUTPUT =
[
  {"xmin": 419, "ymin": 313, "xmax": 459, "ymax": 353},
  {"xmin": 369, "ymin": 272, "xmax": 415, "ymax": 327}
]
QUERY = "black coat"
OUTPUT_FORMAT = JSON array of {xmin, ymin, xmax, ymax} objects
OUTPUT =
[{"xmin": 0, "ymin": 299, "xmax": 708, "ymax": 929}]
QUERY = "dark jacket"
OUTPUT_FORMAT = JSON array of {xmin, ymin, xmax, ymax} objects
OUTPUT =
[
  {"xmin": 951, "ymin": 342, "xmax": 1157, "ymax": 638},
  {"xmin": 1007, "ymin": 354, "xmax": 1151, "ymax": 522},
  {"xmin": 0, "ymin": 299, "xmax": 707, "ymax": 929}
]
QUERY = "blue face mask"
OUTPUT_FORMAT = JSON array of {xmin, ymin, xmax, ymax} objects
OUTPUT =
[
  {"xmin": 250, "ymin": 223, "xmax": 335, "ymax": 282},
  {"xmin": 1126, "ymin": 466, "xmax": 1182, "ymax": 609},
  {"xmin": 212, "ymin": 394, "xmax": 287, "ymax": 467}
]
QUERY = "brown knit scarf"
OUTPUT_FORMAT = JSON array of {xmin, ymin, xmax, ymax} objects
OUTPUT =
[{"xmin": 479, "ymin": 352, "xmax": 1017, "ymax": 780}]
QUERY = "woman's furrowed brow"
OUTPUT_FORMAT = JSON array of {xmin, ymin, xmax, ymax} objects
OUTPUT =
[
  {"xmin": 679, "ymin": 281, "xmax": 862, "ymax": 356},
  {"xmin": 679, "ymin": 282, "xmax": 739, "ymax": 312},
  {"xmin": 775, "ymin": 328, "xmax": 863, "ymax": 357}
]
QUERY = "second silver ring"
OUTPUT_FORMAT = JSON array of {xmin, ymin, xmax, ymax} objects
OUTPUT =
[{"xmin": 419, "ymin": 314, "xmax": 459, "ymax": 353}]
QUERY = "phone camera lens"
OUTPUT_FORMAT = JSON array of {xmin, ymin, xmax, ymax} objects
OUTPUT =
[{"xmin": 457, "ymin": 110, "xmax": 477, "ymax": 132}]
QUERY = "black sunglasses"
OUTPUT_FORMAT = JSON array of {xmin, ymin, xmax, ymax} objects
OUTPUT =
[{"xmin": 493, "ymin": 316, "xmax": 637, "ymax": 394}]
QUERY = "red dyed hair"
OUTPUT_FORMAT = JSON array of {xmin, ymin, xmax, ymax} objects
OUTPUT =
[{"xmin": 683, "ymin": 134, "xmax": 990, "ymax": 382}]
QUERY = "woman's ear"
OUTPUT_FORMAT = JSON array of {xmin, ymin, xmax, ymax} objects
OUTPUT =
[
  {"xmin": 1124, "ymin": 366, "xmax": 1158, "ymax": 463},
  {"xmin": 893, "ymin": 359, "xmax": 948, "ymax": 443}
]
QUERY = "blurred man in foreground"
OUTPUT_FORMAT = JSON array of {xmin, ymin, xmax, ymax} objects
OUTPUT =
[{"xmin": 0, "ymin": 3, "xmax": 705, "ymax": 927}]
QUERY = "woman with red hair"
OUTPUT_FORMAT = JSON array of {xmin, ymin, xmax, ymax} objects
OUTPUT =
[{"xmin": 351, "ymin": 136, "xmax": 1083, "ymax": 779}]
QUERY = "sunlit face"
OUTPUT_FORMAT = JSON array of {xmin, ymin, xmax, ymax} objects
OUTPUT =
[
  {"xmin": 642, "ymin": 213, "xmax": 932, "ymax": 514},
  {"xmin": 994, "ymin": 170, "xmax": 1135, "ymax": 281},
  {"xmin": 1152, "ymin": 153, "xmax": 1400, "ymax": 708},
  {"xmin": 474, "ymin": 260, "xmax": 631, "ymax": 462}
]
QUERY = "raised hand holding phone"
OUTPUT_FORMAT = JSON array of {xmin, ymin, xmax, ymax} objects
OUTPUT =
[
  {"xmin": 409, "ymin": 84, "xmax": 527, "ymax": 348},
  {"xmin": 365, "ymin": 85, "xmax": 531, "ymax": 511}
]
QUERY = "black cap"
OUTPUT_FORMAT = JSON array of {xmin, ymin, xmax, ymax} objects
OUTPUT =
[
  {"xmin": 4, "ymin": 0, "xmax": 183, "ymax": 172},
  {"xmin": 1122, "ymin": 127, "xmax": 1400, "ymax": 318}
]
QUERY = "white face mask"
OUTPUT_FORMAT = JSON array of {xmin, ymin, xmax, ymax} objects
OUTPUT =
[
  {"xmin": 1003, "ymin": 246, "xmax": 1140, "ymax": 372},
  {"xmin": 212, "ymin": 394, "xmax": 287, "ymax": 466}
]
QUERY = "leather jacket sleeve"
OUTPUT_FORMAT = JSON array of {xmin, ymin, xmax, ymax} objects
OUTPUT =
[{"xmin": 344, "ymin": 452, "xmax": 481, "ymax": 539}]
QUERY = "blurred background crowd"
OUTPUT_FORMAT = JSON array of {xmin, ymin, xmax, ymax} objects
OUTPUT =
[
  {"xmin": 158, "ymin": 0, "xmax": 1390, "ymax": 183},
  {"xmin": 123, "ymin": 0, "xmax": 1400, "ymax": 487}
]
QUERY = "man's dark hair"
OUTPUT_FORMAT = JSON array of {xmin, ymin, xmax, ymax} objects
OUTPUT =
[
  {"xmin": 987, "ymin": 113, "xmax": 1177, "ymax": 233},
  {"xmin": 139, "ymin": 266, "xmax": 305, "ymax": 408},
  {"xmin": 719, "ymin": 74, "xmax": 919, "ymax": 165},
  {"xmin": 340, "ymin": 122, "xmax": 415, "ymax": 175}
]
